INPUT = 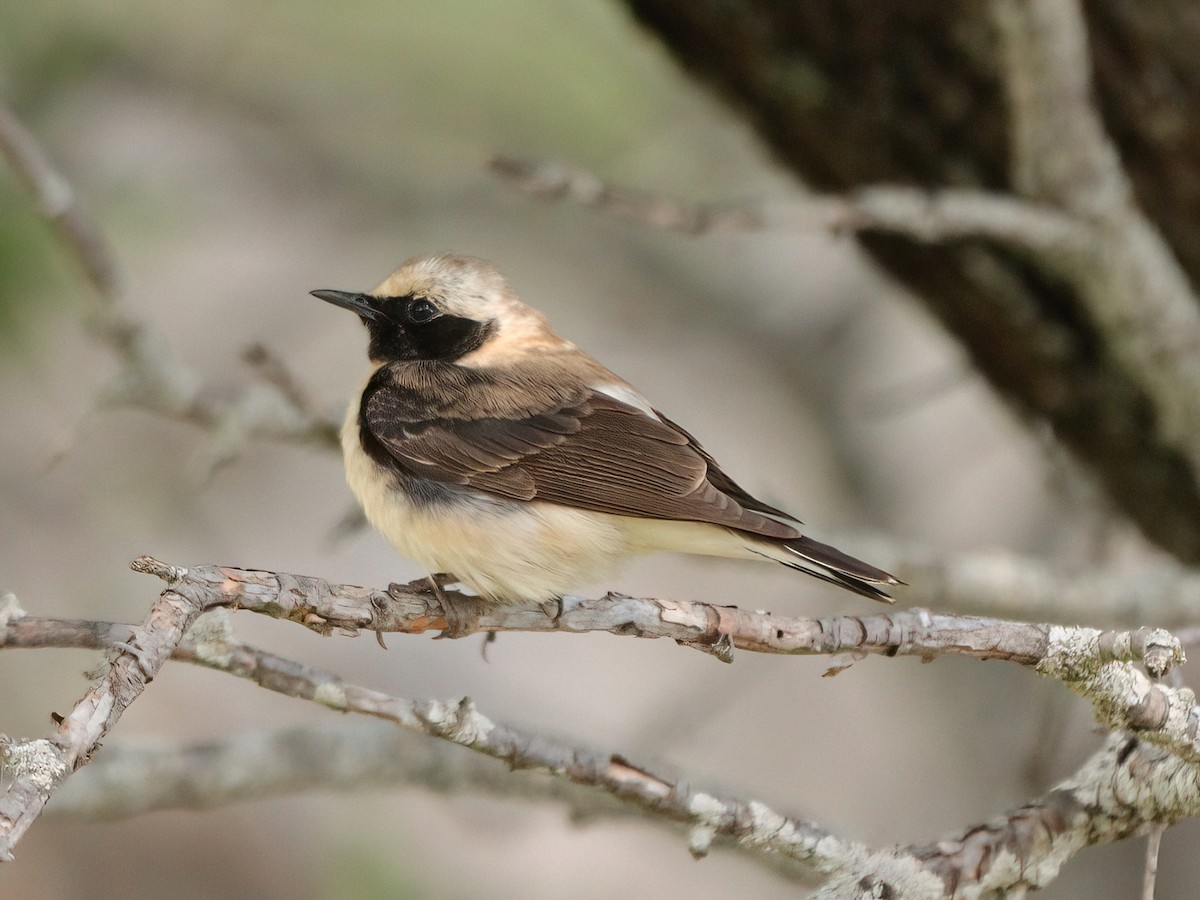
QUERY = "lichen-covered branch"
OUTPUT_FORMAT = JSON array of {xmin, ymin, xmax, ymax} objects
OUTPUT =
[
  {"xmin": 116, "ymin": 558, "xmax": 1183, "ymax": 691},
  {"xmin": 805, "ymin": 733, "xmax": 1200, "ymax": 898},
  {"xmin": 0, "ymin": 605, "xmax": 861, "ymax": 880},
  {"xmin": 48, "ymin": 723, "xmax": 1199, "ymax": 898},
  {"xmin": 5, "ymin": 595, "xmax": 1197, "ymax": 895},
  {"xmin": 894, "ymin": 733, "xmax": 1200, "ymax": 899},
  {"xmin": 0, "ymin": 563, "xmax": 208, "ymax": 860},
  {"xmin": 1038, "ymin": 628, "xmax": 1198, "ymax": 765}
]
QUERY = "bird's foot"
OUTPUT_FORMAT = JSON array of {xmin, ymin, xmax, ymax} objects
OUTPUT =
[
  {"xmin": 433, "ymin": 584, "xmax": 481, "ymax": 640},
  {"xmin": 539, "ymin": 596, "xmax": 565, "ymax": 625},
  {"xmin": 480, "ymin": 630, "xmax": 497, "ymax": 661},
  {"xmin": 424, "ymin": 572, "xmax": 462, "ymax": 602}
]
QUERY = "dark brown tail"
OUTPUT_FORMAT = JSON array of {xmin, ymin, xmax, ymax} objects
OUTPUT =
[{"xmin": 776, "ymin": 535, "xmax": 901, "ymax": 603}]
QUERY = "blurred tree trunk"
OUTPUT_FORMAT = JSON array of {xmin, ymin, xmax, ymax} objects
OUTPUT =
[{"xmin": 620, "ymin": 0, "xmax": 1200, "ymax": 563}]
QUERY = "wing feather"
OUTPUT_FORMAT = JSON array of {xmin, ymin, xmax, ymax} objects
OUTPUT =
[{"xmin": 361, "ymin": 372, "xmax": 798, "ymax": 539}]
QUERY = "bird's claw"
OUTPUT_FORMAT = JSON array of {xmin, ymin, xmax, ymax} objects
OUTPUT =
[{"xmin": 434, "ymin": 589, "xmax": 481, "ymax": 640}]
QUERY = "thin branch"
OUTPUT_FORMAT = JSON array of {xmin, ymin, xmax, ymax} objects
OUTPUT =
[
  {"xmin": 9, "ymin": 602, "xmax": 1198, "ymax": 895},
  {"xmin": 1143, "ymin": 824, "xmax": 1165, "ymax": 900},
  {"xmin": 12, "ymin": 558, "xmax": 1196, "ymax": 763},
  {"xmin": 0, "ymin": 559, "xmax": 208, "ymax": 860},
  {"xmin": 50, "ymin": 721, "xmax": 639, "ymax": 825},
  {"xmin": 115, "ymin": 558, "xmax": 1184, "ymax": 685},
  {"xmin": 0, "ymin": 98, "xmax": 341, "ymax": 461},
  {"xmin": 4, "ymin": 607, "xmax": 863, "ymax": 879},
  {"xmin": 854, "ymin": 535, "xmax": 1200, "ymax": 627},
  {"xmin": 817, "ymin": 733, "xmax": 1200, "ymax": 898},
  {"xmin": 491, "ymin": 155, "xmax": 1089, "ymax": 255},
  {"xmin": 0, "ymin": 100, "xmax": 123, "ymax": 299}
]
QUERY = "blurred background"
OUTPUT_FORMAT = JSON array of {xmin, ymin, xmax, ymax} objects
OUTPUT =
[{"xmin": 0, "ymin": 1, "xmax": 1193, "ymax": 897}]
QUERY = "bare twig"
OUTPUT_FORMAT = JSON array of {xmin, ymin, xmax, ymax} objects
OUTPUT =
[
  {"xmin": 856, "ymin": 536, "xmax": 1200, "ymax": 627},
  {"xmin": 491, "ymin": 155, "xmax": 1089, "ymax": 255},
  {"xmin": 0, "ymin": 98, "xmax": 341, "ymax": 462},
  {"xmin": 50, "ymin": 721, "xmax": 639, "ymax": 824},
  {"xmin": 10, "ymin": 558, "xmax": 1196, "ymax": 767},
  {"xmin": 0, "ymin": 99, "xmax": 122, "ymax": 299},
  {"xmin": 117, "ymin": 558, "xmax": 1185, "ymax": 684},
  {"xmin": 118, "ymin": 557, "xmax": 1200, "ymax": 770},
  {"xmin": 0, "ymin": 606, "xmax": 861, "ymax": 879},
  {"xmin": 0, "ymin": 559, "xmax": 207, "ymax": 860},
  {"xmin": 1143, "ymin": 824, "xmax": 1165, "ymax": 900},
  {"xmin": 14, "ymin": 598, "xmax": 1193, "ymax": 774}
]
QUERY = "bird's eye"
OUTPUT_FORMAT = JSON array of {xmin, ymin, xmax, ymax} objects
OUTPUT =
[{"xmin": 408, "ymin": 298, "xmax": 438, "ymax": 324}]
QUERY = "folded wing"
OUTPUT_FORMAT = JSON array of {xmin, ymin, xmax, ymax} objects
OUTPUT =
[{"xmin": 361, "ymin": 378, "xmax": 799, "ymax": 540}]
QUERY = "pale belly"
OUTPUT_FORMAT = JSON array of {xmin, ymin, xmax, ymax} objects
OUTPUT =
[
  {"xmin": 343, "ymin": 410, "xmax": 627, "ymax": 603},
  {"xmin": 341, "ymin": 393, "xmax": 768, "ymax": 603}
]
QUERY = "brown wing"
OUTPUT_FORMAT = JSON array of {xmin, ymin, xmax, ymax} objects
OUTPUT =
[
  {"xmin": 362, "ymin": 381, "xmax": 798, "ymax": 540},
  {"xmin": 651, "ymin": 408, "xmax": 800, "ymax": 525}
]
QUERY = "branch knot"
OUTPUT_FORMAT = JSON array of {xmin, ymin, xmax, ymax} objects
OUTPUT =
[{"xmin": 129, "ymin": 556, "xmax": 188, "ymax": 585}]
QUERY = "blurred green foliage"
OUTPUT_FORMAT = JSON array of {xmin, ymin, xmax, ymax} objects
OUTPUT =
[
  {"xmin": 318, "ymin": 845, "xmax": 425, "ymax": 900},
  {"xmin": 0, "ymin": 0, "xmax": 698, "ymax": 351},
  {"xmin": 0, "ymin": 24, "xmax": 121, "ymax": 349},
  {"xmin": 0, "ymin": 182, "xmax": 74, "ymax": 349},
  {"xmin": 2, "ymin": 0, "xmax": 671, "ymax": 166}
]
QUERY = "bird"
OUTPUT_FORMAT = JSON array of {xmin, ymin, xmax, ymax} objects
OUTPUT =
[{"xmin": 313, "ymin": 253, "xmax": 899, "ymax": 606}]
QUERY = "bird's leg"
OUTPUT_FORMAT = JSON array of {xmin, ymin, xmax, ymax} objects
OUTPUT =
[
  {"xmin": 425, "ymin": 572, "xmax": 459, "ymax": 600},
  {"xmin": 424, "ymin": 572, "xmax": 481, "ymax": 640},
  {"xmin": 539, "ymin": 596, "xmax": 565, "ymax": 625}
]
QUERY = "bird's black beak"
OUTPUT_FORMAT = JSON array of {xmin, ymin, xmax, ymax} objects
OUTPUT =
[{"xmin": 310, "ymin": 289, "xmax": 382, "ymax": 322}]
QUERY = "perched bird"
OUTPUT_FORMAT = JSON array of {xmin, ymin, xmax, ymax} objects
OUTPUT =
[{"xmin": 314, "ymin": 254, "xmax": 899, "ymax": 605}]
